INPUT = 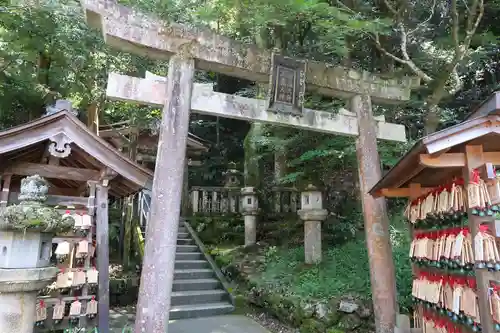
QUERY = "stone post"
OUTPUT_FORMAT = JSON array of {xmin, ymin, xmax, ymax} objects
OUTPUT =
[
  {"xmin": 352, "ymin": 94, "xmax": 397, "ymax": 333},
  {"xmin": 0, "ymin": 175, "xmax": 73, "ymax": 333},
  {"xmin": 241, "ymin": 187, "xmax": 258, "ymax": 246},
  {"xmin": 134, "ymin": 54, "xmax": 194, "ymax": 333},
  {"xmin": 297, "ymin": 184, "xmax": 327, "ymax": 264}
]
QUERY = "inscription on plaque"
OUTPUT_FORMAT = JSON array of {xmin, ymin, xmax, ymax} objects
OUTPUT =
[{"xmin": 268, "ymin": 54, "xmax": 307, "ymax": 116}]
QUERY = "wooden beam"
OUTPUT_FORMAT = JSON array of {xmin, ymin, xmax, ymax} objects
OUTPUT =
[
  {"xmin": 0, "ymin": 174, "xmax": 12, "ymax": 208},
  {"xmin": 8, "ymin": 192, "xmax": 88, "ymax": 206},
  {"xmin": 97, "ymin": 167, "xmax": 118, "ymax": 186},
  {"xmin": 95, "ymin": 182, "xmax": 110, "ymax": 333},
  {"xmin": 464, "ymin": 145, "xmax": 495, "ymax": 332},
  {"xmin": 137, "ymin": 154, "xmax": 202, "ymax": 166},
  {"xmin": 5, "ymin": 162, "xmax": 100, "ymax": 182},
  {"xmin": 48, "ymin": 155, "xmax": 60, "ymax": 165},
  {"xmin": 419, "ymin": 153, "xmax": 465, "ymax": 168},
  {"xmin": 106, "ymin": 73, "xmax": 408, "ymax": 142},
  {"xmin": 419, "ymin": 152, "xmax": 500, "ymax": 168},
  {"xmin": 377, "ymin": 187, "xmax": 433, "ymax": 198}
]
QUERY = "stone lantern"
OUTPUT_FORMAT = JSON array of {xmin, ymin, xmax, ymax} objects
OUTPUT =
[
  {"xmin": 223, "ymin": 162, "xmax": 241, "ymax": 188},
  {"xmin": 297, "ymin": 184, "xmax": 328, "ymax": 264},
  {"xmin": 241, "ymin": 187, "xmax": 258, "ymax": 246},
  {"xmin": 0, "ymin": 175, "xmax": 73, "ymax": 333}
]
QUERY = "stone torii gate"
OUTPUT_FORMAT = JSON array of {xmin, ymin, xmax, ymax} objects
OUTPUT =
[{"xmin": 80, "ymin": 1, "xmax": 420, "ymax": 333}]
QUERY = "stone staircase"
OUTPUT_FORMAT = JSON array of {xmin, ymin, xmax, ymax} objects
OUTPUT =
[
  {"xmin": 137, "ymin": 190, "xmax": 234, "ymax": 320},
  {"xmin": 170, "ymin": 221, "xmax": 235, "ymax": 319}
]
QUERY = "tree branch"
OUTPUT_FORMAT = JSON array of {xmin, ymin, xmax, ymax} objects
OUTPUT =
[
  {"xmin": 373, "ymin": 33, "xmax": 406, "ymax": 64},
  {"xmin": 373, "ymin": 32, "xmax": 433, "ymax": 83},
  {"xmin": 382, "ymin": 0, "xmax": 398, "ymax": 16},
  {"xmin": 450, "ymin": 0, "xmax": 460, "ymax": 54},
  {"xmin": 462, "ymin": 0, "xmax": 484, "ymax": 54},
  {"xmin": 408, "ymin": 0, "xmax": 437, "ymax": 35}
]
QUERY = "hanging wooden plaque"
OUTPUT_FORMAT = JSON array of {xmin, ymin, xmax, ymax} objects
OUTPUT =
[{"xmin": 268, "ymin": 53, "xmax": 306, "ymax": 116}]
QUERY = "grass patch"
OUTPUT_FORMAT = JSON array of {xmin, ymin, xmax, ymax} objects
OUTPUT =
[{"xmin": 251, "ymin": 214, "xmax": 413, "ymax": 311}]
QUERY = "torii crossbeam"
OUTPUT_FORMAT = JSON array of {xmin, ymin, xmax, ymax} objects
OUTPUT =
[{"xmin": 107, "ymin": 72, "xmax": 407, "ymax": 142}]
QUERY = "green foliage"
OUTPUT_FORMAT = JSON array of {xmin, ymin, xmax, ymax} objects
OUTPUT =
[
  {"xmin": 188, "ymin": 215, "xmax": 244, "ymax": 245},
  {"xmin": 254, "ymin": 214, "xmax": 412, "ymax": 311}
]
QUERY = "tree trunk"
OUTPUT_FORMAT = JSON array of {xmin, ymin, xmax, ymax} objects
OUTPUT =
[
  {"xmin": 244, "ymin": 123, "xmax": 263, "ymax": 187},
  {"xmin": 423, "ymin": 70, "xmax": 452, "ymax": 134},
  {"xmin": 33, "ymin": 51, "xmax": 52, "ymax": 120},
  {"xmin": 274, "ymin": 150, "xmax": 287, "ymax": 184}
]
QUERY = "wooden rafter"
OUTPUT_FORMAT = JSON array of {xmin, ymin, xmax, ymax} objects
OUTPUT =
[
  {"xmin": 375, "ymin": 186, "xmax": 433, "ymax": 198},
  {"xmin": 0, "ymin": 111, "xmax": 153, "ymax": 195},
  {"xmin": 419, "ymin": 152, "xmax": 500, "ymax": 168},
  {"xmin": 5, "ymin": 162, "xmax": 100, "ymax": 182}
]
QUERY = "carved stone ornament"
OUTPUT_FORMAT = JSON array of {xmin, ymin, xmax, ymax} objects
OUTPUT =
[
  {"xmin": 44, "ymin": 99, "xmax": 79, "ymax": 117},
  {"xmin": 48, "ymin": 133, "xmax": 73, "ymax": 158},
  {"xmin": 268, "ymin": 53, "xmax": 307, "ymax": 117},
  {"xmin": 0, "ymin": 175, "xmax": 74, "ymax": 233},
  {"xmin": 223, "ymin": 162, "xmax": 241, "ymax": 188}
]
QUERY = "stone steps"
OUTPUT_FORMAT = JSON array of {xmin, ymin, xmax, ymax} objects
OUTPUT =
[
  {"xmin": 170, "ymin": 302, "xmax": 234, "ymax": 320},
  {"xmin": 169, "ymin": 221, "xmax": 234, "ymax": 319},
  {"xmin": 174, "ymin": 269, "xmax": 215, "ymax": 280},
  {"xmin": 171, "ymin": 290, "xmax": 227, "ymax": 305},
  {"xmin": 172, "ymin": 278, "xmax": 221, "ymax": 292}
]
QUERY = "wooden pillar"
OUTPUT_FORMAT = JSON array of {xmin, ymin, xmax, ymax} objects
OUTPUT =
[
  {"xmin": 134, "ymin": 54, "xmax": 194, "ymax": 333},
  {"xmin": 96, "ymin": 182, "xmax": 110, "ymax": 333},
  {"xmin": 122, "ymin": 196, "xmax": 134, "ymax": 267},
  {"xmin": 123, "ymin": 130, "xmax": 138, "ymax": 266},
  {"xmin": 352, "ymin": 94, "xmax": 397, "ymax": 333},
  {"xmin": 464, "ymin": 145, "xmax": 494, "ymax": 332},
  {"xmin": 0, "ymin": 174, "xmax": 12, "ymax": 208}
]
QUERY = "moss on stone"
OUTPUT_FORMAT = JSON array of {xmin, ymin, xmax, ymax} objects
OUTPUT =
[
  {"xmin": 0, "ymin": 175, "xmax": 73, "ymax": 233},
  {"xmin": 299, "ymin": 319, "xmax": 327, "ymax": 333}
]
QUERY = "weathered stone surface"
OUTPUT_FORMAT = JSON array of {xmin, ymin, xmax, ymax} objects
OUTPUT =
[
  {"xmin": 337, "ymin": 314, "xmax": 362, "ymax": 331},
  {"xmin": 339, "ymin": 300, "xmax": 359, "ymax": 314},
  {"xmin": 106, "ymin": 73, "xmax": 407, "ymax": 142},
  {"xmin": 134, "ymin": 55, "xmax": 194, "ymax": 333},
  {"xmin": 0, "ymin": 266, "xmax": 57, "ymax": 333},
  {"xmin": 352, "ymin": 94, "xmax": 397, "ymax": 333},
  {"xmin": 0, "ymin": 231, "xmax": 53, "ymax": 268},
  {"xmin": 0, "ymin": 291, "xmax": 38, "ymax": 333},
  {"xmin": 81, "ymin": 0, "xmax": 418, "ymax": 103},
  {"xmin": 244, "ymin": 216, "xmax": 257, "ymax": 246},
  {"xmin": 0, "ymin": 267, "xmax": 58, "ymax": 292},
  {"xmin": 303, "ymin": 220, "xmax": 323, "ymax": 264},
  {"xmin": 298, "ymin": 209, "xmax": 328, "ymax": 222},
  {"xmin": 0, "ymin": 175, "xmax": 73, "ymax": 233}
]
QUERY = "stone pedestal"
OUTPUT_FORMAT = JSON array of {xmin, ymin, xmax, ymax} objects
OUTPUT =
[
  {"xmin": 297, "ymin": 185, "xmax": 327, "ymax": 264},
  {"xmin": 241, "ymin": 187, "xmax": 258, "ymax": 246},
  {"xmin": 0, "ymin": 175, "xmax": 73, "ymax": 332},
  {"xmin": 0, "ymin": 267, "xmax": 57, "ymax": 333}
]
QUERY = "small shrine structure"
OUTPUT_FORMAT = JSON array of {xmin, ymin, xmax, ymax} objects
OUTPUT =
[
  {"xmin": 370, "ymin": 91, "xmax": 500, "ymax": 333},
  {"xmin": 99, "ymin": 119, "xmax": 209, "ymax": 169},
  {"xmin": 0, "ymin": 110, "xmax": 153, "ymax": 332}
]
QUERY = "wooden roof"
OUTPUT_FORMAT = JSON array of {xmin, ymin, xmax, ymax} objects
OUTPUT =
[
  {"xmin": 369, "ymin": 92, "xmax": 500, "ymax": 197},
  {"xmin": 98, "ymin": 121, "xmax": 209, "ymax": 155},
  {"xmin": 0, "ymin": 111, "xmax": 153, "ymax": 197},
  {"xmin": 464, "ymin": 91, "xmax": 500, "ymax": 121}
]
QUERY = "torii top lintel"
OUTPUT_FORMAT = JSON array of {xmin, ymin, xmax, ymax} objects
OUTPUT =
[{"xmin": 81, "ymin": 0, "xmax": 420, "ymax": 104}]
